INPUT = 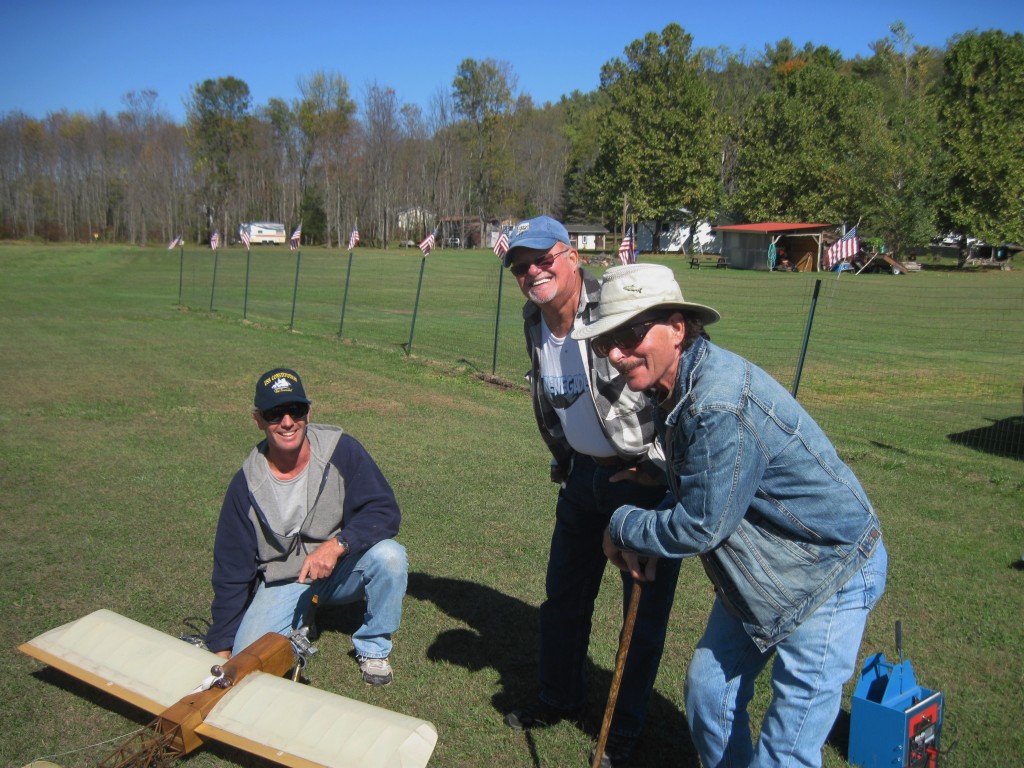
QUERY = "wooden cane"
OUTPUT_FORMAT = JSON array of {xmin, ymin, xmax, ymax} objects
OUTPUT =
[{"xmin": 592, "ymin": 581, "xmax": 642, "ymax": 768}]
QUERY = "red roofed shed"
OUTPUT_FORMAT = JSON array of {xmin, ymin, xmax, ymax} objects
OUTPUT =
[{"xmin": 715, "ymin": 222, "xmax": 833, "ymax": 271}]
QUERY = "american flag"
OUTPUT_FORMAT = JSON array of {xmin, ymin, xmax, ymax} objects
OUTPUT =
[
  {"xmin": 493, "ymin": 230, "xmax": 509, "ymax": 259},
  {"xmin": 239, "ymin": 228, "xmax": 251, "ymax": 250},
  {"xmin": 618, "ymin": 225, "xmax": 636, "ymax": 266},
  {"xmin": 210, "ymin": 230, "xmax": 220, "ymax": 250},
  {"xmin": 825, "ymin": 224, "xmax": 859, "ymax": 270},
  {"xmin": 418, "ymin": 226, "xmax": 438, "ymax": 257},
  {"xmin": 167, "ymin": 234, "xmax": 183, "ymax": 250},
  {"xmin": 348, "ymin": 227, "xmax": 359, "ymax": 251},
  {"xmin": 289, "ymin": 224, "xmax": 302, "ymax": 250}
]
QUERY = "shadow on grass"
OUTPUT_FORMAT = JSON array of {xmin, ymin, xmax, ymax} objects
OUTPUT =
[
  {"xmin": 406, "ymin": 571, "xmax": 697, "ymax": 767},
  {"xmin": 947, "ymin": 415, "xmax": 1024, "ymax": 461}
]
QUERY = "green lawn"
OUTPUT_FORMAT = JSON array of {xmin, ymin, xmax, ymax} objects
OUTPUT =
[{"xmin": 1, "ymin": 244, "xmax": 1021, "ymax": 767}]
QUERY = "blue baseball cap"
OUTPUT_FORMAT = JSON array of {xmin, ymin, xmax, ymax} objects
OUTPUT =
[{"xmin": 503, "ymin": 216, "xmax": 571, "ymax": 267}]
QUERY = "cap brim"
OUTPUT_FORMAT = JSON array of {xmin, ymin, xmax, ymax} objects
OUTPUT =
[{"xmin": 572, "ymin": 301, "xmax": 721, "ymax": 340}]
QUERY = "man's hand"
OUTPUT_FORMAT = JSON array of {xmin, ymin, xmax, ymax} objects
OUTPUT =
[
  {"xmin": 298, "ymin": 538, "xmax": 346, "ymax": 584},
  {"xmin": 602, "ymin": 528, "xmax": 658, "ymax": 582},
  {"xmin": 215, "ymin": 649, "xmax": 231, "ymax": 659},
  {"xmin": 608, "ymin": 465, "xmax": 664, "ymax": 486}
]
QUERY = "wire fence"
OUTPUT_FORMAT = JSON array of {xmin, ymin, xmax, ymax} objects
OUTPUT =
[{"xmin": 177, "ymin": 246, "xmax": 1024, "ymax": 461}]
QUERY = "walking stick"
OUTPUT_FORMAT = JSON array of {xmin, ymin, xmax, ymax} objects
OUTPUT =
[{"xmin": 593, "ymin": 581, "xmax": 642, "ymax": 768}]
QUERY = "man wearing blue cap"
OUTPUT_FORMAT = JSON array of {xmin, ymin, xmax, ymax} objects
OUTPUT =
[
  {"xmin": 206, "ymin": 367, "xmax": 408, "ymax": 686},
  {"xmin": 501, "ymin": 217, "xmax": 682, "ymax": 767}
]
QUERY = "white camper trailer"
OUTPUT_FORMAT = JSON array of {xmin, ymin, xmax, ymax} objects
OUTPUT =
[{"xmin": 239, "ymin": 222, "xmax": 287, "ymax": 245}]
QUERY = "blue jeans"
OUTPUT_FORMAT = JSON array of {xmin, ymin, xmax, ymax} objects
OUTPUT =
[
  {"xmin": 539, "ymin": 455, "xmax": 680, "ymax": 740},
  {"xmin": 684, "ymin": 541, "xmax": 888, "ymax": 768},
  {"xmin": 231, "ymin": 539, "xmax": 408, "ymax": 659}
]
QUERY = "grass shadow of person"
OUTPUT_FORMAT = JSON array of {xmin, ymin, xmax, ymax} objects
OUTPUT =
[{"xmin": 406, "ymin": 571, "xmax": 697, "ymax": 767}]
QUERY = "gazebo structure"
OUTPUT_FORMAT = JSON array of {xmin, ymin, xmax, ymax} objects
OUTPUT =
[{"xmin": 714, "ymin": 222, "xmax": 834, "ymax": 271}]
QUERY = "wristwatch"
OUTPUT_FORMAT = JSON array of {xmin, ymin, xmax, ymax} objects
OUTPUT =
[{"xmin": 335, "ymin": 536, "xmax": 349, "ymax": 555}]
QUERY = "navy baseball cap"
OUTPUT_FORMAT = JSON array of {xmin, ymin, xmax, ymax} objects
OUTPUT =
[
  {"xmin": 503, "ymin": 216, "xmax": 571, "ymax": 267},
  {"xmin": 254, "ymin": 368, "xmax": 311, "ymax": 410}
]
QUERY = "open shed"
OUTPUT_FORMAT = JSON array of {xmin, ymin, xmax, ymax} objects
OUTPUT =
[
  {"xmin": 715, "ymin": 222, "xmax": 833, "ymax": 271},
  {"xmin": 566, "ymin": 223, "xmax": 609, "ymax": 251}
]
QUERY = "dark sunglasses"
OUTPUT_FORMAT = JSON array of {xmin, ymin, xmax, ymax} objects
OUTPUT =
[
  {"xmin": 591, "ymin": 320, "xmax": 660, "ymax": 358},
  {"xmin": 261, "ymin": 402, "xmax": 310, "ymax": 423},
  {"xmin": 510, "ymin": 248, "xmax": 571, "ymax": 278}
]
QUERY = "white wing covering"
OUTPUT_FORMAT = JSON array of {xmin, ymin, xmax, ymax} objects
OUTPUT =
[
  {"xmin": 20, "ymin": 609, "xmax": 439, "ymax": 767},
  {"xmin": 18, "ymin": 609, "xmax": 221, "ymax": 714},
  {"xmin": 199, "ymin": 672, "xmax": 438, "ymax": 768}
]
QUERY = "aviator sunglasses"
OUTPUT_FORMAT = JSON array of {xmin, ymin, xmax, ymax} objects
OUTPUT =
[
  {"xmin": 591, "ymin": 319, "xmax": 661, "ymax": 358},
  {"xmin": 261, "ymin": 402, "xmax": 310, "ymax": 424},
  {"xmin": 510, "ymin": 248, "xmax": 572, "ymax": 278}
]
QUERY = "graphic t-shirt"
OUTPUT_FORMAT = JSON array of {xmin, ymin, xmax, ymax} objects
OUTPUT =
[{"xmin": 538, "ymin": 319, "xmax": 616, "ymax": 458}]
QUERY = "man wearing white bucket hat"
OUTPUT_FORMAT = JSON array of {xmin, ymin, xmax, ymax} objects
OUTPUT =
[
  {"xmin": 502, "ymin": 217, "xmax": 682, "ymax": 768},
  {"xmin": 573, "ymin": 263, "xmax": 888, "ymax": 768}
]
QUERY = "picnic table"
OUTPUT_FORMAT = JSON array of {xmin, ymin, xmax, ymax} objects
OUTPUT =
[{"xmin": 690, "ymin": 255, "xmax": 728, "ymax": 269}]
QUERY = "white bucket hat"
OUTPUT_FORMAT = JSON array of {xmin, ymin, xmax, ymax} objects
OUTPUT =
[{"xmin": 571, "ymin": 263, "xmax": 720, "ymax": 340}]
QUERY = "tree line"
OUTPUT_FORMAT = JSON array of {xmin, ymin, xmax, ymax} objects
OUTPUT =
[{"xmin": 1, "ymin": 23, "xmax": 1021, "ymax": 256}]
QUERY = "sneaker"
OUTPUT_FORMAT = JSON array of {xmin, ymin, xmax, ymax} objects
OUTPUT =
[
  {"xmin": 357, "ymin": 656, "xmax": 393, "ymax": 686},
  {"xmin": 588, "ymin": 733, "xmax": 637, "ymax": 768},
  {"xmin": 504, "ymin": 701, "xmax": 581, "ymax": 731}
]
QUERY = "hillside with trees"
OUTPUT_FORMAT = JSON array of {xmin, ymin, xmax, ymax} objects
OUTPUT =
[{"xmin": 1, "ymin": 23, "xmax": 1021, "ymax": 258}]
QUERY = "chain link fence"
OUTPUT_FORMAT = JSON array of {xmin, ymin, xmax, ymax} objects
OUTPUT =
[{"xmin": 177, "ymin": 247, "xmax": 1023, "ymax": 460}]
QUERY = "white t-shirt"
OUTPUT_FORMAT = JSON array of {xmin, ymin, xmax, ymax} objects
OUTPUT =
[{"xmin": 538, "ymin": 319, "xmax": 617, "ymax": 458}]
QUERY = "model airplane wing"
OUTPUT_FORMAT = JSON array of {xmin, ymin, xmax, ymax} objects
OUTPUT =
[
  {"xmin": 18, "ymin": 609, "xmax": 222, "ymax": 714},
  {"xmin": 200, "ymin": 672, "xmax": 438, "ymax": 768},
  {"xmin": 19, "ymin": 610, "xmax": 438, "ymax": 768}
]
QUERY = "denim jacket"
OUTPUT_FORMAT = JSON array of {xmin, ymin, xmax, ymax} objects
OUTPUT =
[
  {"xmin": 608, "ymin": 336, "xmax": 882, "ymax": 650},
  {"xmin": 523, "ymin": 268, "xmax": 665, "ymax": 483}
]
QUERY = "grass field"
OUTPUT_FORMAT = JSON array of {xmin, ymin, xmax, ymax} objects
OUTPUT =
[{"xmin": 1, "ymin": 243, "xmax": 1022, "ymax": 768}]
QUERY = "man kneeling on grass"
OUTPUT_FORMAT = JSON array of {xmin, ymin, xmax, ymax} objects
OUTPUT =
[{"xmin": 205, "ymin": 367, "xmax": 408, "ymax": 686}]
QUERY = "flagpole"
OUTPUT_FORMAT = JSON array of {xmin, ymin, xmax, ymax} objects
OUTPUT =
[
  {"xmin": 491, "ymin": 260, "xmax": 504, "ymax": 375},
  {"xmin": 243, "ymin": 246, "xmax": 252, "ymax": 319},
  {"xmin": 177, "ymin": 242, "xmax": 184, "ymax": 305},
  {"xmin": 791, "ymin": 279, "xmax": 821, "ymax": 399},
  {"xmin": 209, "ymin": 243, "xmax": 219, "ymax": 312},
  {"xmin": 405, "ymin": 254, "xmax": 427, "ymax": 355},
  {"xmin": 338, "ymin": 249, "xmax": 354, "ymax": 337},
  {"xmin": 289, "ymin": 248, "xmax": 301, "ymax": 332}
]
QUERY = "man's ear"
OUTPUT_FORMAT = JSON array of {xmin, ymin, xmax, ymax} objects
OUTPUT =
[{"xmin": 667, "ymin": 311, "xmax": 687, "ymax": 346}]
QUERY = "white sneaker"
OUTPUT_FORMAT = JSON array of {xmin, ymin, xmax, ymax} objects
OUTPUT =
[{"xmin": 357, "ymin": 655, "xmax": 393, "ymax": 686}]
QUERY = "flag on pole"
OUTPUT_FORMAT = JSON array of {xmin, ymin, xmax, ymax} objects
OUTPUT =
[
  {"xmin": 825, "ymin": 224, "xmax": 859, "ymax": 270},
  {"xmin": 239, "ymin": 228, "xmax": 251, "ymax": 250},
  {"xmin": 289, "ymin": 223, "xmax": 302, "ymax": 250},
  {"xmin": 210, "ymin": 230, "xmax": 220, "ymax": 250},
  {"xmin": 618, "ymin": 225, "xmax": 636, "ymax": 266},
  {"xmin": 167, "ymin": 234, "xmax": 183, "ymax": 250},
  {"xmin": 418, "ymin": 225, "xmax": 438, "ymax": 257},
  {"xmin": 348, "ymin": 227, "xmax": 359, "ymax": 251},
  {"xmin": 493, "ymin": 230, "xmax": 509, "ymax": 259}
]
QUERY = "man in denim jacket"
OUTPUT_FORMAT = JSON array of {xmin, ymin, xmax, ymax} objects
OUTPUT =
[
  {"xmin": 573, "ymin": 264, "xmax": 887, "ymax": 768},
  {"xmin": 502, "ymin": 217, "xmax": 682, "ymax": 768}
]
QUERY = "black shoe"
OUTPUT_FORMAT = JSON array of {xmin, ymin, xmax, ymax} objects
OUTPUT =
[
  {"xmin": 588, "ymin": 733, "xmax": 637, "ymax": 768},
  {"xmin": 504, "ymin": 701, "xmax": 580, "ymax": 731}
]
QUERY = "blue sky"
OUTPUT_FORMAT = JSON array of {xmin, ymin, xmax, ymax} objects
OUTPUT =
[{"xmin": 3, "ymin": 0, "xmax": 1021, "ymax": 123}]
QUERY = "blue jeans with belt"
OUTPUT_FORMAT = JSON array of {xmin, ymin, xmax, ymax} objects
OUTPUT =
[{"xmin": 539, "ymin": 454, "xmax": 680, "ymax": 739}]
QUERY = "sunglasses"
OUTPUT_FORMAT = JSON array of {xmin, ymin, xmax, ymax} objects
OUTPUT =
[
  {"xmin": 510, "ymin": 248, "xmax": 572, "ymax": 278},
  {"xmin": 261, "ymin": 402, "xmax": 310, "ymax": 424},
  {"xmin": 591, "ymin": 320, "xmax": 660, "ymax": 358}
]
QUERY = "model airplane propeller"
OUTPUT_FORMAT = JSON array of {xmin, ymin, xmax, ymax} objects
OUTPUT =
[{"xmin": 19, "ymin": 609, "xmax": 438, "ymax": 768}]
